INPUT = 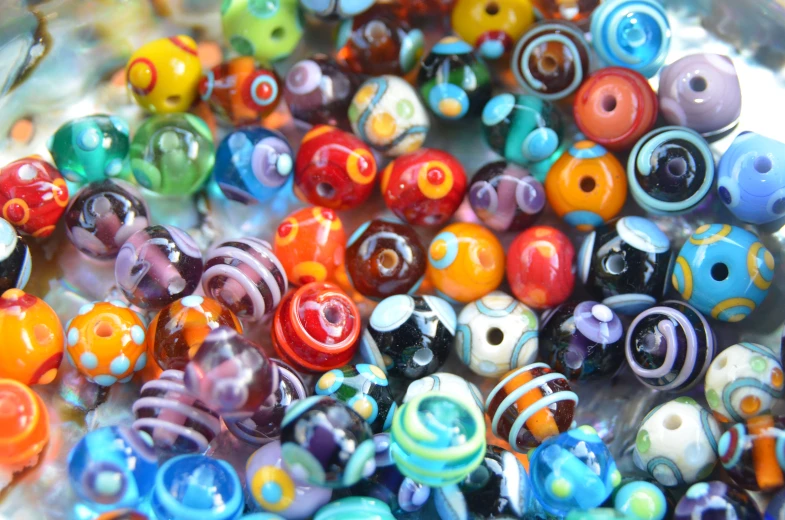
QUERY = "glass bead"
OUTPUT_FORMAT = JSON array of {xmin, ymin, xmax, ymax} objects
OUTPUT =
[
  {"xmin": 451, "ymin": 0, "xmax": 535, "ymax": 59},
  {"xmin": 0, "ymin": 156, "xmax": 69, "ymax": 237},
  {"xmin": 314, "ymin": 497, "xmax": 395, "ymax": 520},
  {"xmin": 300, "ymin": 0, "xmax": 375, "ymax": 18},
  {"xmin": 674, "ymin": 481, "xmax": 760, "ymax": 520},
  {"xmin": 403, "ymin": 372, "xmax": 484, "ymax": 412},
  {"xmin": 532, "ymin": 0, "xmax": 600, "ymax": 27},
  {"xmin": 0, "ymin": 379, "xmax": 49, "ymax": 469},
  {"xmin": 0, "ymin": 218, "xmax": 31, "ymax": 294},
  {"xmin": 468, "ymin": 161, "xmax": 546, "ymax": 232},
  {"xmin": 221, "ymin": 0, "xmax": 303, "ymax": 64},
  {"xmin": 612, "ymin": 480, "xmax": 669, "ymax": 520},
  {"xmin": 719, "ymin": 414, "xmax": 785, "ymax": 492}
]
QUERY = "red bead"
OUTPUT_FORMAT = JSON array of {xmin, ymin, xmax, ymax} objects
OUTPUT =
[
  {"xmin": 573, "ymin": 67, "xmax": 658, "ymax": 151},
  {"xmin": 272, "ymin": 282, "xmax": 360, "ymax": 372},
  {"xmin": 507, "ymin": 226, "xmax": 575, "ymax": 309},
  {"xmin": 0, "ymin": 157, "xmax": 69, "ymax": 237},
  {"xmin": 381, "ymin": 148, "xmax": 467, "ymax": 227},
  {"xmin": 294, "ymin": 125, "xmax": 378, "ymax": 210}
]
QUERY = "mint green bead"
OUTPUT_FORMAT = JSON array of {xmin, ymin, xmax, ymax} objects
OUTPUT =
[
  {"xmin": 130, "ymin": 114, "xmax": 214, "ymax": 196},
  {"xmin": 221, "ymin": 0, "xmax": 303, "ymax": 65},
  {"xmin": 314, "ymin": 497, "xmax": 395, "ymax": 520}
]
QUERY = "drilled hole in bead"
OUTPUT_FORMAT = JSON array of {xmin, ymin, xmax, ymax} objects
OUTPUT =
[
  {"xmin": 539, "ymin": 55, "xmax": 558, "ymax": 74},
  {"xmin": 605, "ymin": 253, "xmax": 626, "ymax": 275},
  {"xmin": 663, "ymin": 414, "xmax": 682, "ymax": 430},
  {"xmin": 711, "ymin": 262, "xmax": 729, "ymax": 281},
  {"xmin": 718, "ymin": 356, "xmax": 728, "ymax": 369},
  {"xmin": 94, "ymin": 321, "xmax": 114, "ymax": 338},
  {"xmin": 378, "ymin": 249, "xmax": 399, "ymax": 270},
  {"xmin": 486, "ymin": 327, "xmax": 504, "ymax": 346},
  {"xmin": 689, "ymin": 76, "xmax": 707, "ymax": 92},
  {"xmin": 165, "ymin": 95, "xmax": 181, "ymax": 107},
  {"xmin": 316, "ymin": 182, "xmax": 336, "ymax": 199},
  {"xmin": 601, "ymin": 95, "xmax": 617, "ymax": 112},
  {"xmin": 323, "ymin": 302, "xmax": 343, "ymax": 325},
  {"xmin": 773, "ymin": 198, "xmax": 785, "ymax": 214},
  {"xmin": 667, "ymin": 157, "xmax": 687, "ymax": 177},
  {"xmin": 579, "ymin": 176, "xmax": 595, "ymax": 192},
  {"xmin": 271, "ymin": 27, "xmax": 284, "ymax": 40},
  {"xmin": 366, "ymin": 20, "xmax": 389, "ymax": 41},
  {"xmin": 485, "ymin": 1, "xmax": 499, "ymax": 15},
  {"xmin": 755, "ymin": 156, "xmax": 773, "ymax": 173}
]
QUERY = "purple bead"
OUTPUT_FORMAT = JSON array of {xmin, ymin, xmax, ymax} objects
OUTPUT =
[
  {"xmin": 573, "ymin": 301, "xmax": 623, "ymax": 344},
  {"xmin": 184, "ymin": 327, "xmax": 279, "ymax": 420},
  {"xmin": 674, "ymin": 481, "xmax": 760, "ymax": 520},
  {"xmin": 114, "ymin": 225, "xmax": 203, "ymax": 309},
  {"xmin": 659, "ymin": 54, "xmax": 742, "ymax": 138},
  {"xmin": 468, "ymin": 161, "xmax": 545, "ymax": 232}
]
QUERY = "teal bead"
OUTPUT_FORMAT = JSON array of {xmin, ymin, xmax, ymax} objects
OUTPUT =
[{"xmin": 314, "ymin": 497, "xmax": 395, "ymax": 520}]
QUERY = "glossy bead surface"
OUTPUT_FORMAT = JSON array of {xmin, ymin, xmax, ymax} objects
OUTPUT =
[
  {"xmin": 315, "ymin": 363, "xmax": 397, "ymax": 433},
  {"xmin": 221, "ymin": 0, "xmax": 303, "ymax": 64},
  {"xmin": 115, "ymin": 225, "xmax": 203, "ymax": 310},
  {"xmin": 633, "ymin": 397, "xmax": 721, "ymax": 487},
  {"xmin": 381, "ymin": 148, "xmax": 467, "ymax": 227},
  {"xmin": 417, "ymin": 37, "xmax": 492, "ymax": 120},
  {"xmin": 67, "ymin": 426, "xmax": 158, "ymax": 513},
  {"xmin": 704, "ymin": 342, "xmax": 784, "ymax": 424},
  {"xmin": 469, "ymin": 162, "xmax": 545, "ymax": 232},
  {"xmin": 66, "ymin": 301, "xmax": 147, "ymax": 386},
  {"xmin": 578, "ymin": 216, "xmax": 672, "ymax": 314},
  {"xmin": 294, "ymin": 125, "xmax": 377, "ymax": 210},
  {"xmin": 674, "ymin": 481, "xmax": 760, "ymax": 520},
  {"xmin": 345, "ymin": 219, "xmax": 426, "ymax": 299},
  {"xmin": 130, "ymin": 114, "xmax": 215, "ymax": 196},
  {"xmin": 49, "ymin": 115, "xmax": 130, "ymax": 185},
  {"xmin": 391, "ymin": 392, "xmax": 486, "ymax": 487},
  {"xmin": 481, "ymin": 94, "xmax": 564, "ymax": 181},
  {"xmin": 628, "ymin": 126, "xmax": 715, "ymax": 214},
  {"xmin": 485, "ymin": 363, "xmax": 577, "ymax": 451},
  {"xmin": 672, "ymin": 224, "xmax": 774, "ymax": 322},
  {"xmin": 64, "ymin": 180, "xmax": 150, "ymax": 260},
  {"xmin": 184, "ymin": 327, "xmax": 279, "ymax": 419},
  {"xmin": 625, "ymin": 300, "xmax": 715, "ymax": 393},
  {"xmin": 281, "ymin": 395, "xmax": 375, "ymax": 488},
  {"xmin": 361, "ymin": 294, "xmax": 456, "ymax": 379},
  {"xmin": 214, "ymin": 126, "xmax": 293, "ymax": 204},
  {"xmin": 511, "ymin": 21, "xmax": 592, "ymax": 100},
  {"xmin": 717, "ymin": 131, "xmax": 785, "ymax": 225},
  {"xmin": 246, "ymin": 440, "xmax": 332, "ymax": 518},
  {"xmin": 545, "ymin": 140, "xmax": 627, "ymax": 231},
  {"xmin": 529, "ymin": 425, "xmax": 620, "ymax": 516},
  {"xmin": 540, "ymin": 301, "xmax": 624, "ymax": 381},
  {"xmin": 532, "ymin": 0, "xmax": 600, "ymax": 26},
  {"xmin": 202, "ymin": 237, "xmax": 288, "ymax": 323},
  {"xmin": 659, "ymin": 54, "xmax": 742, "ymax": 138},
  {"xmin": 284, "ymin": 55, "xmax": 360, "ymax": 131},
  {"xmin": 348, "ymin": 75, "xmax": 430, "ymax": 157},
  {"xmin": 574, "ymin": 67, "xmax": 658, "ymax": 151},
  {"xmin": 315, "ymin": 497, "xmax": 395, "ymax": 520},
  {"xmin": 336, "ymin": 7, "xmax": 424, "ymax": 76},
  {"xmin": 147, "ymin": 295, "xmax": 242, "ymax": 372},
  {"xmin": 301, "ymin": 0, "xmax": 374, "ymax": 18},
  {"xmin": 272, "ymin": 282, "xmax": 360, "ymax": 373},
  {"xmin": 0, "ymin": 289, "xmax": 63, "ymax": 386},
  {"xmin": 198, "ymin": 57, "xmax": 281, "ymax": 126},
  {"xmin": 0, "ymin": 157, "xmax": 69, "ymax": 237},
  {"xmin": 451, "ymin": 0, "xmax": 535, "ymax": 59},
  {"xmin": 150, "ymin": 455, "xmax": 243, "ymax": 520},
  {"xmin": 0, "ymin": 218, "xmax": 31, "ymax": 293},
  {"xmin": 427, "ymin": 223, "xmax": 504, "ymax": 303},
  {"xmin": 455, "ymin": 291, "xmax": 539, "ymax": 378},
  {"xmin": 719, "ymin": 415, "xmax": 785, "ymax": 492},
  {"xmin": 0, "ymin": 379, "xmax": 49, "ymax": 467},
  {"xmin": 403, "ymin": 372, "xmax": 484, "ymax": 412},
  {"xmin": 126, "ymin": 35, "xmax": 201, "ymax": 113},
  {"xmin": 507, "ymin": 226, "xmax": 575, "ymax": 309},
  {"xmin": 274, "ymin": 207, "xmax": 346, "ymax": 286},
  {"xmin": 612, "ymin": 480, "xmax": 669, "ymax": 520}
]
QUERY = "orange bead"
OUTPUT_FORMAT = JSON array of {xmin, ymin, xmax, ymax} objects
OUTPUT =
[
  {"xmin": 544, "ymin": 140, "xmax": 627, "ymax": 231},
  {"xmin": 0, "ymin": 289, "xmax": 64, "ymax": 386},
  {"xmin": 0, "ymin": 378, "xmax": 49, "ymax": 467}
]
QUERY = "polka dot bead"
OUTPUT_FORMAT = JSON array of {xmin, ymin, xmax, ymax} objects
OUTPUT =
[{"xmin": 314, "ymin": 364, "xmax": 396, "ymax": 433}]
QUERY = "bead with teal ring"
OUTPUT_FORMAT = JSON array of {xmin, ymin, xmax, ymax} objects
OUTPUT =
[
  {"xmin": 672, "ymin": 224, "xmax": 774, "ymax": 322},
  {"xmin": 399, "ymin": 29, "xmax": 425, "ymax": 74},
  {"xmin": 613, "ymin": 480, "xmax": 668, "ymax": 520},
  {"xmin": 314, "ymin": 497, "xmax": 396, "ymax": 520},
  {"xmin": 590, "ymin": 0, "xmax": 671, "ymax": 78}
]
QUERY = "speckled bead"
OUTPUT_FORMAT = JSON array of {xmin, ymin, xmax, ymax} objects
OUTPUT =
[
  {"xmin": 718, "ymin": 414, "xmax": 785, "ymax": 492},
  {"xmin": 672, "ymin": 224, "xmax": 774, "ymax": 322}
]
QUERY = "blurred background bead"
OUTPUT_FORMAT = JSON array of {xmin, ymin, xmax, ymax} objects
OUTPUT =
[
  {"xmin": 673, "ymin": 481, "xmax": 760, "ymax": 520},
  {"xmin": 0, "ymin": 218, "xmax": 31, "ymax": 293},
  {"xmin": 451, "ymin": 0, "xmax": 535, "ymax": 59},
  {"xmin": 0, "ymin": 156, "xmax": 69, "ymax": 237},
  {"xmin": 221, "ymin": 0, "xmax": 303, "ymax": 64},
  {"xmin": 468, "ymin": 161, "xmax": 546, "ymax": 231},
  {"xmin": 301, "ymin": 0, "xmax": 375, "ymax": 18},
  {"xmin": 532, "ymin": 0, "xmax": 600, "ymax": 27},
  {"xmin": 0, "ymin": 379, "xmax": 49, "ymax": 478},
  {"xmin": 719, "ymin": 414, "xmax": 785, "ymax": 492},
  {"xmin": 315, "ymin": 497, "xmax": 395, "ymax": 520},
  {"xmin": 507, "ymin": 226, "xmax": 574, "ymax": 310}
]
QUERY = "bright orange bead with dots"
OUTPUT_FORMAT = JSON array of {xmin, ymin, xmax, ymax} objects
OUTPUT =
[
  {"xmin": 0, "ymin": 378, "xmax": 50, "ymax": 467},
  {"xmin": 274, "ymin": 206, "xmax": 347, "ymax": 286},
  {"xmin": 0, "ymin": 156, "xmax": 69, "ymax": 238},
  {"xmin": 426, "ymin": 222, "xmax": 505, "ymax": 303},
  {"xmin": 0, "ymin": 289, "xmax": 64, "ymax": 386}
]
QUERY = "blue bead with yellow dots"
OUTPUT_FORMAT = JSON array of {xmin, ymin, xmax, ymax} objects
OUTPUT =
[{"xmin": 672, "ymin": 224, "xmax": 775, "ymax": 322}]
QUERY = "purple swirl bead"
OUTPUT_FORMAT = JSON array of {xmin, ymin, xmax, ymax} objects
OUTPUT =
[
  {"xmin": 468, "ymin": 161, "xmax": 545, "ymax": 232},
  {"xmin": 573, "ymin": 301, "xmax": 623, "ymax": 345}
]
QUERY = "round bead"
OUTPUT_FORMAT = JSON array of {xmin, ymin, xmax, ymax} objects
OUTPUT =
[
  {"xmin": 221, "ymin": 0, "xmax": 303, "ymax": 64},
  {"xmin": 717, "ymin": 131, "xmax": 785, "ymax": 225},
  {"xmin": 202, "ymin": 237, "xmax": 288, "ymax": 323},
  {"xmin": 704, "ymin": 342, "xmax": 784, "ymax": 424},
  {"xmin": 455, "ymin": 291, "xmax": 539, "ymax": 378},
  {"xmin": 381, "ymin": 148, "xmax": 467, "ymax": 227},
  {"xmin": 451, "ymin": 0, "xmax": 535, "ymax": 58},
  {"xmin": 531, "ymin": 0, "xmax": 600, "ymax": 26},
  {"xmin": 315, "ymin": 497, "xmax": 395, "ymax": 520},
  {"xmin": 672, "ymin": 224, "xmax": 774, "ymax": 322},
  {"xmin": 511, "ymin": 21, "xmax": 592, "ymax": 100},
  {"xmin": 573, "ymin": 67, "xmax": 658, "ymax": 151},
  {"xmin": 718, "ymin": 415, "xmax": 785, "ymax": 492},
  {"xmin": 507, "ymin": 226, "xmax": 575, "ymax": 310},
  {"xmin": 590, "ymin": 0, "xmax": 671, "ymax": 78},
  {"xmin": 613, "ymin": 481, "xmax": 668, "ymax": 520},
  {"xmin": 674, "ymin": 481, "xmax": 759, "ymax": 520},
  {"xmin": 0, "ymin": 218, "xmax": 32, "ymax": 294},
  {"xmin": 0, "ymin": 156, "xmax": 69, "ymax": 237},
  {"xmin": 632, "ymin": 397, "xmax": 721, "ymax": 487},
  {"xmin": 427, "ymin": 223, "xmax": 505, "ymax": 303},
  {"xmin": 468, "ymin": 161, "xmax": 546, "ymax": 232},
  {"xmin": 301, "ymin": 0, "xmax": 375, "ymax": 18},
  {"xmin": 625, "ymin": 300, "xmax": 716, "ymax": 392},
  {"xmin": 545, "ymin": 140, "xmax": 627, "ymax": 231},
  {"xmin": 485, "ymin": 362, "xmax": 578, "ymax": 451},
  {"xmin": 403, "ymin": 372, "xmax": 484, "ymax": 412},
  {"xmin": 0, "ymin": 378, "xmax": 49, "ymax": 467},
  {"xmin": 627, "ymin": 126, "xmax": 715, "ymax": 215}
]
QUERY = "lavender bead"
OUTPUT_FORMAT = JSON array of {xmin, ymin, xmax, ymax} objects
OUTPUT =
[
  {"xmin": 659, "ymin": 54, "xmax": 742, "ymax": 138},
  {"xmin": 114, "ymin": 225, "xmax": 203, "ymax": 309},
  {"xmin": 468, "ymin": 161, "xmax": 545, "ymax": 233}
]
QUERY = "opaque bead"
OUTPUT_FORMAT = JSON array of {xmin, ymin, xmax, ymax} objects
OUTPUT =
[
  {"xmin": 451, "ymin": 0, "xmax": 535, "ymax": 59},
  {"xmin": 0, "ymin": 156, "xmax": 69, "ymax": 237},
  {"xmin": 221, "ymin": 0, "xmax": 303, "ymax": 64}
]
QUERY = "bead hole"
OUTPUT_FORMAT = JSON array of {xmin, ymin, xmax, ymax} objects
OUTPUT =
[
  {"xmin": 486, "ymin": 327, "xmax": 504, "ymax": 346},
  {"xmin": 773, "ymin": 198, "xmax": 785, "ymax": 214},
  {"xmin": 271, "ymin": 27, "xmax": 284, "ymax": 40},
  {"xmin": 378, "ymin": 249, "xmax": 399, "ymax": 270},
  {"xmin": 323, "ymin": 302, "xmax": 343, "ymax": 326},
  {"xmin": 601, "ymin": 95, "xmax": 617, "ymax": 112},
  {"xmin": 94, "ymin": 321, "xmax": 114, "ymax": 338},
  {"xmin": 755, "ymin": 156, "xmax": 773, "ymax": 173},
  {"xmin": 667, "ymin": 157, "xmax": 687, "ymax": 177},
  {"xmin": 718, "ymin": 356, "xmax": 728, "ymax": 369},
  {"xmin": 485, "ymin": 1, "xmax": 499, "ymax": 15},
  {"xmin": 605, "ymin": 253, "xmax": 626, "ymax": 275},
  {"xmin": 165, "ymin": 95, "xmax": 181, "ymax": 107},
  {"xmin": 316, "ymin": 182, "xmax": 336, "ymax": 199},
  {"xmin": 689, "ymin": 76, "xmax": 707, "ymax": 92},
  {"xmin": 711, "ymin": 262, "xmax": 729, "ymax": 281},
  {"xmin": 579, "ymin": 176, "xmax": 596, "ymax": 192},
  {"xmin": 539, "ymin": 55, "xmax": 558, "ymax": 74},
  {"xmin": 663, "ymin": 415, "xmax": 682, "ymax": 430}
]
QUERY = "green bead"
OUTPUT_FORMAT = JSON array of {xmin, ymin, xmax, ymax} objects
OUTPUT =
[
  {"xmin": 221, "ymin": 0, "xmax": 302, "ymax": 64},
  {"xmin": 674, "ymin": 396, "xmax": 698, "ymax": 406},
  {"xmin": 129, "ymin": 114, "xmax": 214, "ymax": 196}
]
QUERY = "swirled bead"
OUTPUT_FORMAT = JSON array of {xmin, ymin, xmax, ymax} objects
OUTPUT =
[
  {"xmin": 468, "ymin": 161, "xmax": 546, "ymax": 231},
  {"xmin": 590, "ymin": 0, "xmax": 671, "ymax": 78},
  {"xmin": 718, "ymin": 414, "xmax": 785, "ymax": 492},
  {"xmin": 315, "ymin": 497, "xmax": 396, "ymax": 520},
  {"xmin": 627, "ymin": 126, "xmax": 715, "ymax": 215},
  {"xmin": 674, "ymin": 481, "xmax": 759, "ymax": 520},
  {"xmin": 132, "ymin": 369, "xmax": 221, "ymax": 458},
  {"xmin": 625, "ymin": 300, "xmax": 715, "ymax": 392}
]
